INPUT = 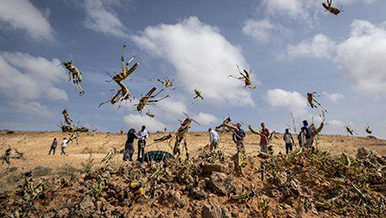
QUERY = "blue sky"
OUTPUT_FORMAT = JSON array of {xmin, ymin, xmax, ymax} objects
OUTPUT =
[{"xmin": 0, "ymin": 0, "xmax": 385, "ymax": 138}]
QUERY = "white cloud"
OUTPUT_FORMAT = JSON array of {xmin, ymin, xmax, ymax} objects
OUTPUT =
[
  {"xmin": 242, "ymin": 19, "xmax": 290, "ymax": 44},
  {"xmin": 285, "ymin": 20, "xmax": 386, "ymax": 96},
  {"xmin": 338, "ymin": 0, "xmax": 376, "ymax": 4},
  {"xmin": 0, "ymin": 51, "xmax": 68, "ymax": 118},
  {"xmin": 327, "ymin": 119, "xmax": 345, "ymax": 127},
  {"xmin": 286, "ymin": 34, "xmax": 336, "ymax": 59},
  {"xmin": 123, "ymin": 114, "xmax": 167, "ymax": 132},
  {"xmin": 0, "ymin": 52, "xmax": 67, "ymax": 101},
  {"xmin": 265, "ymin": 89, "xmax": 308, "ymax": 117},
  {"xmin": 131, "ymin": 16, "xmax": 256, "ymax": 106},
  {"xmin": 83, "ymin": 0, "xmax": 128, "ymax": 38},
  {"xmin": 156, "ymin": 98, "xmax": 188, "ymax": 119},
  {"xmin": 322, "ymin": 91, "xmax": 344, "ymax": 103},
  {"xmin": 260, "ymin": 0, "xmax": 376, "ymax": 20},
  {"xmin": 0, "ymin": 0, "xmax": 55, "ymax": 41},
  {"xmin": 12, "ymin": 101, "xmax": 53, "ymax": 118},
  {"xmin": 335, "ymin": 20, "xmax": 386, "ymax": 95},
  {"xmin": 120, "ymin": 95, "xmax": 188, "ymax": 122},
  {"xmin": 261, "ymin": 0, "xmax": 318, "ymax": 20},
  {"xmin": 193, "ymin": 112, "xmax": 218, "ymax": 126},
  {"xmin": 46, "ymin": 86, "xmax": 69, "ymax": 101}
]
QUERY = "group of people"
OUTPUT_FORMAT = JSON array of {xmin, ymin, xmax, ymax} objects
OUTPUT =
[
  {"xmin": 48, "ymin": 119, "xmax": 314, "ymax": 161},
  {"xmin": 208, "ymin": 120, "xmax": 313, "ymax": 158},
  {"xmin": 283, "ymin": 120, "xmax": 316, "ymax": 155},
  {"xmin": 48, "ymin": 137, "xmax": 68, "ymax": 155},
  {"xmin": 123, "ymin": 125, "xmax": 149, "ymax": 162}
]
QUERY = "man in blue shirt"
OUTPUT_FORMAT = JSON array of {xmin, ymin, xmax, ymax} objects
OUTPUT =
[
  {"xmin": 300, "ymin": 120, "xmax": 313, "ymax": 148},
  {"xmin": 48, "ymin": 138, "xmax": 58, "ymax": 155}
]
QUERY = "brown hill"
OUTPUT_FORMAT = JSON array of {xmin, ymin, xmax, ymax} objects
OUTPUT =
[{"xmin": 0, "ymin": 131, "xmax": 386, "ymax": 217}]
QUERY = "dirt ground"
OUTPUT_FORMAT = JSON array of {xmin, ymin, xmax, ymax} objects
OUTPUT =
[{"xmin": 1, "ymin": 130, "xmax": 385, "ymax": 192}]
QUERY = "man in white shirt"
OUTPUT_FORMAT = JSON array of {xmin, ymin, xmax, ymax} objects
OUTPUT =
[
  {"xmin": 61, "ymin": 137, "xmax": 68, "ymax": 156},
  {"xmin": 137, "ymin": 126, "xmax": 149, "ymax": 162},
  {"xmin": 208, "ymin": 128, "xmax": 220, "ymax": 152},
  {"xmin": 283, "ymin": 128, "xmax": 294, "ymax": 154}
]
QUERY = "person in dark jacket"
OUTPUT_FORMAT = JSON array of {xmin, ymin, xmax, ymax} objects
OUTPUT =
[
  {"xmin": 300, "ymin": 120, "xmax": 313, "ymax": 148},
  {"xmin": 232, "ymin": 123, "xmax": 246, "ymax": 176},
  {"xmin": 123, "ymin": 128, "xmax": 137, "ymax": 161},
  {"xmin": 48, "ymin": 138, "xmax": 58, "ymax": 155}
]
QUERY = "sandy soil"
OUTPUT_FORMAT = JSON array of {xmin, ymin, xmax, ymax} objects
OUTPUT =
[{"xmin": 1, "ymin": 130, "xmax": 385, "ymax": 191}]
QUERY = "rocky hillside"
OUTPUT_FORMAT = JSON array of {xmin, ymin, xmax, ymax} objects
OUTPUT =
[{"xmin": 1, "ymin": 146, "xmax": 385, "ymax": 218}]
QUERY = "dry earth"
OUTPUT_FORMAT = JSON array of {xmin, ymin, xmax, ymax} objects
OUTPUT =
[{"xmin": 1, "ymin": 130, "xmax": 385, "ymax": 192}]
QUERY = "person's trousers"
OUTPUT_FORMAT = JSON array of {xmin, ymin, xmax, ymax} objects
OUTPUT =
[
  {"xmin": 236, "ymin": 140, "xmax": 246, "ymax": 156},
  {"xmin": 48, "ymin": 147, "xmax": 56, "ymax": 155},
  {"xmin": 234, "ymin": 140, "xmax": 246, "ymax": 175},
  {"xmin": 61, "ymin": 147, "xmax": 66, "ymax": 155},
  {"xmin": 137, "ymin": 140, "xmax": 146, "ymax": 162},
  {"xmin": 285, "ymin": 143, "xmax": 293, "ymax": 154},
  {"xmin": 305, "ymin": 137, "xmax": 313, "ymax": 148},
  {"xmin": 210, "ymin": 141, "xmax": 219, "ymax": 152},
  {"xmin": 260, "ymin": 143, "xmax": 268, "ymax": 153},
  {"xmin": 123, "ymin": 142, "xmax": 134, "ymax": 161}
]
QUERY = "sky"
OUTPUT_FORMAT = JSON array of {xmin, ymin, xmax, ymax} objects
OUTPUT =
[{"xmin": 0, "ymin": 0, "xmax": 385, "ymax": 138}]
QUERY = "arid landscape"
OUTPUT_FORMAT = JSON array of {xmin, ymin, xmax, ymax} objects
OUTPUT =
[
  {"xmin": 1, "ymin": 130, "xmax": 385, "ymax": 191},
  {"xmin": 1, "ymin": 130, "xmax": 386, "ymax": 217},
  {"xmin": 1, "ymin": 0, "xmax": 386, "ymax": 217}
]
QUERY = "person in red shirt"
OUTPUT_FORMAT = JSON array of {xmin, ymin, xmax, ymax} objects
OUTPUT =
[{"xmin": 259, "ymin": 122, "xmax": 270, "ymax": 153}]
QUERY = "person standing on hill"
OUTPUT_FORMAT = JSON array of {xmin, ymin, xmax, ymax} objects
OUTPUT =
[
  {"xmin": 259, "ymin": 122, "xmax": 270, "ymax": 154},
  {"xmin": 283, "ymin": 129, "xmax": 294, "ymax": 154},
  {"xmin": 137, "ymin": 126, "xmax": 149, "ymax": 162},
  {"xmin": 232, "ymin": 123, "xmax": 246, "ymax": 176},
  {"xmin": 208, "ymin": 128, "xmax": 220, "ymax": 152},
  {"xmin": 60, "ymin": 137, "xmax": 68, "ymax": 156},
  {"xmin": 300, "ymin": 120, "xmax": 312, "ymax": 148},
  {"xmin": 123, "ymin": 128, "xmax": 137, "ymax": 161},
  {"xmin": 48, "ymin": 138, "xmax": 58, "ymax": 155}
]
